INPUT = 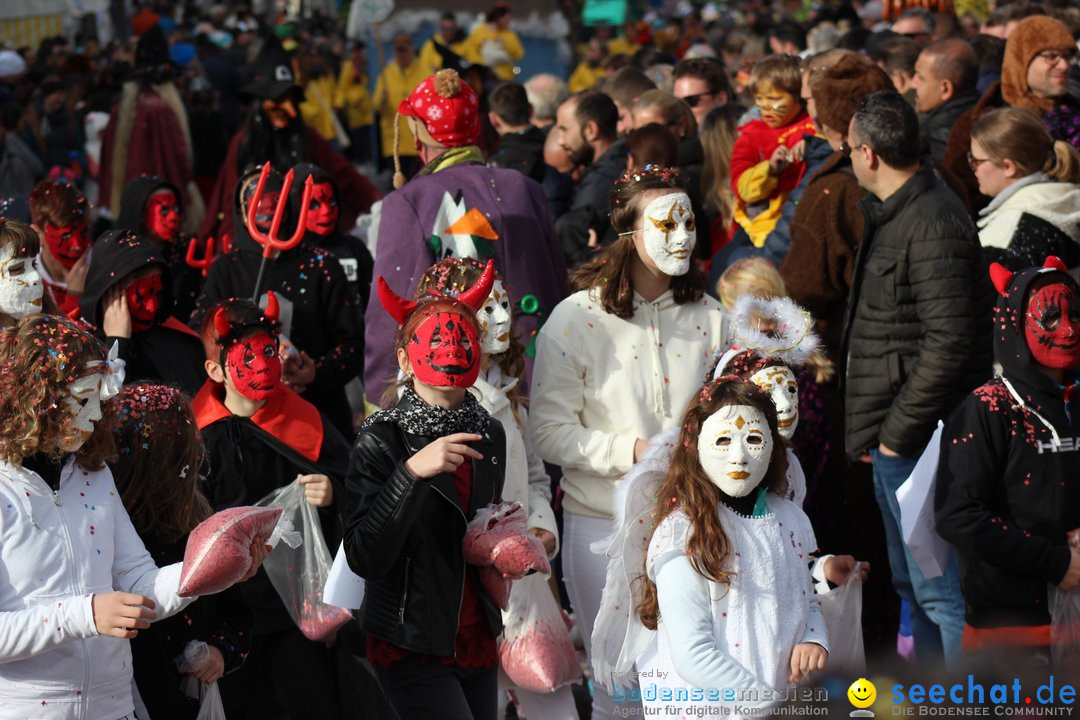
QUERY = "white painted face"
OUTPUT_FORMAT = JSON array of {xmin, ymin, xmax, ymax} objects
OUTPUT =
[
  {"xmin": 477, "ymin": 278, "xmax": 512, "ymax": 356},
  {"xmin": 0, "ymin": 243, "xmax": 43, "ymax": 319},
  {"xmin": 642, "ymin": 192, "xmax": 696, "ymax": 277},
  {"xmin": 749, "ymin": 365, "xmax": 799, "ymax": 439},
  {"xmin": 698, "ymin": 404, "xmax": 773, "ymax": 497}
]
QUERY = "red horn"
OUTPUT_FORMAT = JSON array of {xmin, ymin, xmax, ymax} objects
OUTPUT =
[
  {"xmin": 456, "ymin": 260, "xmax": 496, "ymax": 312},
  {"xmin": 265, "ymin": 291, "xmax": 280, "ymax": 323},
  {"xmin": 1043, "ymin": 256, "xmax": 1068, "ymax": 273},
  {"xmin": 214, "ymin": 307, "xmax": 232, "ymax": 339},
  {"xmin": 989, "ymin": 262, "xmax": 1014, "ymax": 297},
  {"xmin": 377, "ymin": 275, "xmax": 418, "ymax": 325}
]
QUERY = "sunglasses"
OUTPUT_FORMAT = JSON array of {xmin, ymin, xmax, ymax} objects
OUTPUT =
[
  {"xmin": 678, "ymin": 91, "xmax": 716, "ymax": 108},
  {"xmin": 966, "ymin": 151, "xmax": 992, "ymax": 171}
]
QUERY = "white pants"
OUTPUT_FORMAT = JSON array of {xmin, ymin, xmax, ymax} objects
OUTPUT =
[
  {"xmin": 515, "ymin": 685, "xmax": 579, "ymax": 719},
  {"xmin": 563, "ymin": 512, "xmax": 642, "ymax": 720}
]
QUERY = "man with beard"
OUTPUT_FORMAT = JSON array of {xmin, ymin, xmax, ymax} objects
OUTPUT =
[{"xmin": 552, "ymin": 90, "xmax": 627, "ymax": 267}]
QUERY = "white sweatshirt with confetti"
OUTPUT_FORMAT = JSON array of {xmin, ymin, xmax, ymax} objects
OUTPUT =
[
  {"xmin": 529, "ymin": 288, "xmax": 727, "ymax": 519},
  {"xmin": 0, "ymin": 458, "xmax": 195, "ymax": 720}
]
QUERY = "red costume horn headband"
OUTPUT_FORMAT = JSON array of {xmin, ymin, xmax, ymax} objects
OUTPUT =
[
  {"xmin": 989, "ymin": 256, "xmax": 1068, "ymax": 296},
  {"xmin": 212, "ymin": 291, "xmax": 282, "ymax": 350},
  {"xmin": 377, "ymin": 259, "xmax": 496, "ymax": 325}
]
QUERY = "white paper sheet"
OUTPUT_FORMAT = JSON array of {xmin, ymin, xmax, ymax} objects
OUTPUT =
[
  {"xmin": 324, "ymin": 541, "xmax": 366, "ymax": 609},
  {"xmin": 896, "ymin": 421, "xmax": 952, "ymax": 579}
]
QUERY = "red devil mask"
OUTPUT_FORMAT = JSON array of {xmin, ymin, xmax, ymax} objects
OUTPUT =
[
  {"xmin": 44, "ymin": 220, "xmax": 89, "ymax": 269},
  {"xmin": 125, "ymin": 272, "xmax": 163, "ymax": 332},
  {"xmin": 144, "ymin": 190, "xmax": 180, "ymax": 243},
  {"xmin": 1026, "ymin": 280, "xmax": 1080, "ymax": 370},
  {"xmin": 306, "ymin": 181, "xmax": 339, "ymax": 236},
  {"xmin": 378, "ymin": 260, "xmax": 496, "ymax": 388},
  {"xmin": 225, "ymin": 331, "xmax": 282, "ymax": 401}
]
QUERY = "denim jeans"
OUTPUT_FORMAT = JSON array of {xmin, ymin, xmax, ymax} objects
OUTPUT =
[{"xmin": 871, "ymin": 448, "xmax": 966, "ymax": 666}]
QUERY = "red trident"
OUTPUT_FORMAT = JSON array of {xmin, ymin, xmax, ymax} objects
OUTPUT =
[
  {"xmin": 246, "ymin": 162, "xmax": 313, "ymax": 301},
  {"xmin": 185, "ymin": 236, "xmax": 218, "ymax": 277}
]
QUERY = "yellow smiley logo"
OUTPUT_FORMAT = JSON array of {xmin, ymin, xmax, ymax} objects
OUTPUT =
[{"xmin": 848, "ymin": 678, "xmax": 877, "ymax": 709}]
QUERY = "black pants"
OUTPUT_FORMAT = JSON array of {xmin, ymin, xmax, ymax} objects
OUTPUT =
[
  {"xmin": 376, "ymin": 659, "xmax": 498, "ymax": 720},
  {"xmin": 218, "ymin": 627, "xmax": 341, "ymax": 720}
]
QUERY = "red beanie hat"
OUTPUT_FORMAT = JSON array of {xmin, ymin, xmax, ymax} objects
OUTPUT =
[{"xmin": 392, "ymin": 70, "xmax": 480, "ymax": 188}]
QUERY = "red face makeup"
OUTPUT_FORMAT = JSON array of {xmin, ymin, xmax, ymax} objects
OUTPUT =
[
  {"xmin": 43, "ymin": 220, "xmax": 89, "ymax": 269},
  {"xmin": 407, "ymin": 310, "xmax": 481, "ymax": 387},
  {"xmin": 249, "ymin": 189, "xmax": 281, "ymax": 234},
  {"xmin": 305, "ymin": 181, "xmax": 339, "ymax": 236},
  {"xmin": 225, "ymin": 332, "xmax": 282, "ymax": 401},
  {"xmin": 1025, "ymin": 281, "xmax": 1080, "ymax": 370},
  {"xmin": 125, "ymin": 273, "xmax": 163, "ymax": 332},
  {"xmin": 144, "ymin": 190, "xmax": 180, "ymax": 243}
]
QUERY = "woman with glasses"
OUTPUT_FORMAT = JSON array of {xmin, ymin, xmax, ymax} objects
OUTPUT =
[{"xmin": 969, "ymin": 106, "xmax": 1080, "ymax": 271}]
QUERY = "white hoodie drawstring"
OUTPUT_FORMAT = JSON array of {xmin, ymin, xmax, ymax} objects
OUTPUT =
[{"xmin": 1001, "ymin": 375, "xmax": 1062, "ymax": 449}]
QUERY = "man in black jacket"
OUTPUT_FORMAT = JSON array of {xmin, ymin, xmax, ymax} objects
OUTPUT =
[
  {"xmin": 911, "ymin": 39, "xmax": 980, "ymax": 163},
  {"xmin": 842, "ymin": 90, "xmax": 993, "ymax": 665},
  {"xmin": 486, "ymin": 81, "xmax": 546, "ymax": 183}
]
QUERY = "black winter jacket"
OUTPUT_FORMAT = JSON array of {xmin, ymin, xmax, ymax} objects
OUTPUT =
[
  {"xmin": 920, "ymin": 90, "xmax": 979, "ymax": 164},
  {"xmin": 555, "ymin": 138, "xmax": 628, "ymax": 267},
  {"xmin": 343, "ymin": 394, "xmax": 506, "ymax": 657},
  {"xmin": 842, "ymin": 164, "xmax": 993, "ymax": 458},
  {"xmin": 488, "ymin": 126, "xmax": 546, "ymax": 184},
  {"xmin": 936, "ymin": 265, "xmax": 1080, "ymax": 632}
]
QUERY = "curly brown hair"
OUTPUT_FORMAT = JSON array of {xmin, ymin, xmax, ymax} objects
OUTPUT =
[
  {"xmin": 571, "ymin": 166, "xmax": 706, "ymax": 319},
  {"xmin": 0, "ymin": 314, "xmax": 116, "ymax": 468},
  {"xmin": 636, "ymin": 379, "xmax": 788, "ymax": 630},
  {"xmin": 416, "ymin": 258, "xmax": 527, "ymax": 420}
]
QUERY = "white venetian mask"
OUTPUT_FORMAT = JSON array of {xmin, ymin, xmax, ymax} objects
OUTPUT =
[
  {"xmin": 477, "ymin": 278, "xmax": 512, "ymax": 355},
  {"xmin": 698, "ymin": 404, "xmax": 773, "ymax": 497},
  {"xmin": 749, "ymin": 365, "xmax": 799, "ymax": 439},
  {"xmin": 642, "ymin": 192, "xmax": 696, "ymax": 277},
  {"xmin": 0, "ymin": 244, "xmax": 43, "ymax": 319}
]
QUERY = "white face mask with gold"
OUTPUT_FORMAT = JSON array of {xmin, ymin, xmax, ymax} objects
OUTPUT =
[
  {"xmin": 0, "ymin": 243, "xmax": 43, "ymax": 319},
  {"xmin": 477, "ymin": 278, "xmax": 512, "ymax": 355},
  {"xmin": 749, "ymin": 365, "xmax": 799, "ymax": 439},
  {"xmin": 642, "ymin": 192, "xmax": 696, "ymax": 277},
  {"xmin": 698, "ymin": 404, "xmax": 773, "ymax": 497}
]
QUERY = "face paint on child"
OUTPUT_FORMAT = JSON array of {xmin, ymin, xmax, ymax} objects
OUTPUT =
[
  {"xmin": 225, "ymin": 332, "xmax": 282, "ymax": 401},
  {"xmin": 478, "ymin": 279, "xmax": 512, "ymax": 355},
  {"xmin": 0, "ymin": 244, "xmax": 43, "ymax": 318},
  {"xmin": 698, "ymin": 404, "xmax": 773, "ymax": 497},
  {"xmin": 144, "ymin": 190, "xmax": 180, "ymax": 243},
  {"xmin": 1025, "ymin": 280, "xmax": 1080, "ymax": 370},
  {"xmin": 749, "ymin": 366, "xmax": 799, "ymax": 439},
  {"xmin": 753, "ymin": 81, "xmax": 800, "ymax": 128},
  {"xmin": 43, "ymin": 220, "xmax": 89, "ymax": 269},
  {"xmin": 125, "ymin": 273, "xmax": 164, "ymax": 332},
  {"xmin": 305, "ymin": 181, "xmax": 339, "ymax": 236},
  {"xmin": 407, "ymin": 310, "xmax": 481, "ymax": 387},
  {"xmin": 642, "ymin": 192, "xmax": 696, "ymax": 277}
]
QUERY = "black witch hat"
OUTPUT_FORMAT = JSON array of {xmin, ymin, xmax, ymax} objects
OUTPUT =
[{"xmin": 241, "ymin": 35, "xmax": 303, "ymax": 102}]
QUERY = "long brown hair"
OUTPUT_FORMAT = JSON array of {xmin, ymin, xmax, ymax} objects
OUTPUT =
[
  {"xmin": 110, "ymin": 383, "xmax": 212, "ymax": 544},
  {"xmin": 416, "ymin": 258, "xmax": 528, "ymax": 420},
  {"xmin": 636, "ymin": 379, "xmax": 788, "ymax": 630},
  {"xmin": 971, "ymin": 106, "xmax": 1080, "ymax": 183},
  {"xmin": 571, "ymin": 166, "xmax": 706, "ymax": 318},
  {"xmin": 0, "ymin": 314, "xmax": 116, "ymax": 468}
]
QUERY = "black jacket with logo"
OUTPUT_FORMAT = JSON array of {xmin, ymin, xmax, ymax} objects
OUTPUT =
[{"xmin": 936, "ymin": 265, "xmax": 1080, "ymax": 631}]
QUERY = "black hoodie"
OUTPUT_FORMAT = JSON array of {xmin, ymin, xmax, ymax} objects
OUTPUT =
[
  {"xmin": 79, "ymin": 230, "xmax": 206, "ymax": 396},
  {"xmin": 936, "ymin": 264, "xmax": 1080, "ymax": 637},
  {"xmin": 116, "ymin": 175, "xmax": 203, "ymax": 320},
  {"xmin": 192, "ymin": 171, "xmax": 363, "ymax": 437}
]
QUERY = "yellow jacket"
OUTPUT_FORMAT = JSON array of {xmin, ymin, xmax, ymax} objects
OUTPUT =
[
  {"xmin": 419, "ymin": 34, "xmax": 469, "ymax": 74},
  {"xmin": 464, "ymin": 24, "xmax": 524, "ymax": 80},
  {"xmin": 568, "ymin": 62, "xmax": 607, "ymax": 93},
  {"xmin": 373, "ymin": 59, "xmax": 429, "ymax": 158},
  {"xmin": 335, "ymin": 59, "xmax": 374, "ymax": 129},
  {"xmin": 300, "ymin": 74, "xmax": 340, "ymax": 143},
  {"xmin": 607, "ymin": 36, "xmax": 638, "ymax": 57}
]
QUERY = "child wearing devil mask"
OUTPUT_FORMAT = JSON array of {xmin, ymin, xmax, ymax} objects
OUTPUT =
[
  {"xmin": 193, "ymin": 294, "xmax": 349, "ymax": 720},
  {"xmin": 28, "ymin": 180, "xmax": 92, "ymax": 316},
  {"xmin": 344, "ymin": 261, "xmax": 508, "ymax": 720},
  {"xmin": 77, "ymin": 230, "xmax": 205, "ymax": 396},
  {"xmin": 116, "ymin": 175, "xmax": 203, "ymax": 320},
  {"xmin": 937, "ymin": 257, "xmax": 1080, "ymax": 660}
]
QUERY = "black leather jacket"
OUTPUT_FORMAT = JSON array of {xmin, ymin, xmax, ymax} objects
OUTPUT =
[{"xmin": 343, "ymin": 395, "xmax": 506, "ymax": 657}]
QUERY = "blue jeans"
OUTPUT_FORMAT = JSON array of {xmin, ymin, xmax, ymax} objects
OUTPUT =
[{"xmin": 871, "ymin": 448, "xmax": 966, "ymax": 666}]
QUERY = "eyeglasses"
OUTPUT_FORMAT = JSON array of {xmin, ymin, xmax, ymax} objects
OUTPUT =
[
  {"xmin": 841, "ymin": 140, "xmax": 868, "ymax": 158},
  {"xmin": 677, "ymin": 91, "xmax": 716, "ymax": 108},
  {"xmin": 966, "ymin": 151, "xmax": 993, "ymax": 171},
  {"xmin": 1034, "ymin": 49, "xmax": 1077, "ymax": 66}
]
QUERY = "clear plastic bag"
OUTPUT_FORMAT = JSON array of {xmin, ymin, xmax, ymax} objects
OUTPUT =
[
  {"xmin": 257, "ymin": 482, "xmax": 352, "ymax": 642},
  {"xmin": 1049, "ymin": 587, "xmax": 1080, "ymax": 669},
  {"xmin": 179, "ymin": 506, "xmax": 284, "ymax": 597},
  {"xmin": 499, "ymin": 573, "xmax": 582, "ymax": 693},
  {"xmin": 817, "ymin": 561, "xmax": 866, "ymax": 675},
  {"xmin": 176, "ymin": 641, "xmax": 227, "ymax": 720},
  {"xmin": 463, "ymin": 502, "xmax": 550, "ymax": 576}
]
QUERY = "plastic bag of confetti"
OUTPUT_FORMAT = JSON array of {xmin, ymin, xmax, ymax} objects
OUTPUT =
[
  {"xmin": 179, "ymin": 506, "xmax": 284, "ymax": 597},
  {"xmin": 257, "ymin": 481, "xmax": 352, "ymax": 642},
  {"xmin": 499, "ymin": 573, "xmax": 582, "ymax": 692},
  {"xmin": 1048, "ymin": 530, "xmax": 1080, "ymax": 670},
  {"xmin": 463, "ymin": 502, "xmax": 551, "ymax": 576},
  {"xmin": 176, "ymin": 642, "xmax": 227, "ymax": 719}
]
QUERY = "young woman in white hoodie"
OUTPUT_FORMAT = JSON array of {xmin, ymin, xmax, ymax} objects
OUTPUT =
[
  {"xmin": 0, "ymin": 315, "xmax": 262, "ymax": 720},
  {"xmin": 529, "ymin": 166, "xmax": 727, "ymax": 720},
  {"xmin": 970, "ymin": 106, "xmax": 1080, "ymax": 270}
]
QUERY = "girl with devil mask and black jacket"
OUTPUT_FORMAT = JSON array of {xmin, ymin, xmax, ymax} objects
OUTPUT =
[
  {"xmin": 936, "ymin": 256, "xmax": 1080, "ymax": 657},
  {"xmin": 191, "ymin": 166, "xmax": 363, "ymax": 437}
]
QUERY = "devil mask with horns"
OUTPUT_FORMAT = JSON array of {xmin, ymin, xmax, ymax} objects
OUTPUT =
[
  {"xmin": 990, "ymin": 257, "xmax": 1080, "ymax": 372},
  {"xmin": 379, "ymin": 260, "xmax": 496, "ymax": 388},
  {"xmin": 212, "ymin": 293, "xmax": 284, "ymax": 402}
]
